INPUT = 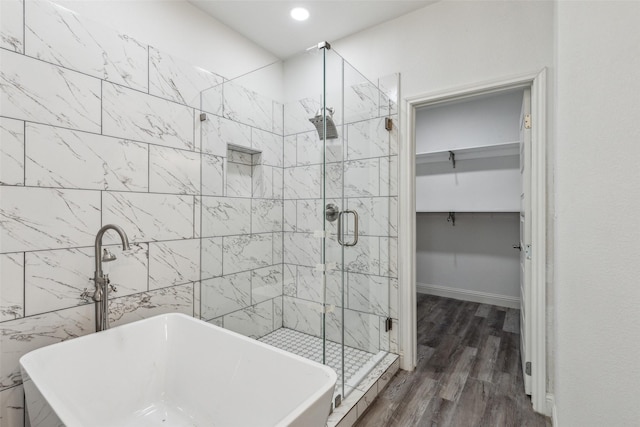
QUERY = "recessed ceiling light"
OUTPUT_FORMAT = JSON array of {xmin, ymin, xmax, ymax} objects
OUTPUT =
[{"xmin": 290, "ymin": 7, "xmax": 309, "ymax": 21}]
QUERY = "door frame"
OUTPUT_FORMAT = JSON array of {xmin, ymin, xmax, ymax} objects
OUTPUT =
[{"xmin": 398, "ymin": 69, "xmax": 549, "ymax": 415}]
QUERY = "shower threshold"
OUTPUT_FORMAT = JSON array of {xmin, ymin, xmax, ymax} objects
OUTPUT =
[{"xmin": 259, "ymin": 328, "xmax": 400, "ymax": 427}]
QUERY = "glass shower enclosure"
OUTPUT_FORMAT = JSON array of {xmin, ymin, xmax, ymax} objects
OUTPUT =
[{"xmin": 198, "ymin": 42, "xmax": 398, "ymax": 404}]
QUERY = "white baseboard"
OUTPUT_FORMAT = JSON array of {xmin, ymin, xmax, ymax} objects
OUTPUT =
[{"xmin": 416, "ymin": 283, "xmax": 520, "ymax": 309}]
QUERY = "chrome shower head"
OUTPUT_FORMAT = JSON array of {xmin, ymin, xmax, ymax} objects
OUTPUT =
[{"xmin": 309, "ymin": 107, "xmax": 338, "ymax": 140}]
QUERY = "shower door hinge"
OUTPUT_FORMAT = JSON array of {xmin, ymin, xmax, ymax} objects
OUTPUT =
[
  {"xmin": 524, "ymin": 114, "xmax": 532, "ymax": 129},
  {"xmin": 385, "ymin": 117, "xmax": 393, "ymax": 131},
  {"xmin": 525, "ymin": 244, "xmax": 532, "ymax": 260},
  {"xmin": 525, "ymin": 361, "xmax": 532, "ymax": 376},
  {"xmin": 385, "ymin": 317, "xmax": 393, "ymax": 332}
]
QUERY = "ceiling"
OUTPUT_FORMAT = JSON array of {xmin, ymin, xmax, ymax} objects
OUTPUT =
[{"xmin": 188, "ymin": 1, "xmax": 436, "ymax": 59}]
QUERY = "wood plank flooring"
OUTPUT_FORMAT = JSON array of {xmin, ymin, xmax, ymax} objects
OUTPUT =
[{"xmin": 354, "ymin": 294, "xmax": 550, "ymax": 427}]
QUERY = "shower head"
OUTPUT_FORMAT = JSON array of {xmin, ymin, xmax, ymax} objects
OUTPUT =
[{"xmin": 309, "ymin": 107, "xmax": 338, "ymax": 140}]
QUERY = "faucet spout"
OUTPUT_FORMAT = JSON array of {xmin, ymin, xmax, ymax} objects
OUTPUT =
[{"xmin": 92, "ymin": 224, "xmax": 130, "ymax": 332}]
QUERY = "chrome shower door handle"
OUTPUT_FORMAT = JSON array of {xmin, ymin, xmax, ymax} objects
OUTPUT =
[{"xmin": 337, "ymin": 210, "xmax": 359, "ymax": 247}]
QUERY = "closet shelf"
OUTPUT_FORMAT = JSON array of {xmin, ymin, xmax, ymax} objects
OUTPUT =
[{"xmin": 416, "ymin": 142, "xmax": 519, "ymax": 165}]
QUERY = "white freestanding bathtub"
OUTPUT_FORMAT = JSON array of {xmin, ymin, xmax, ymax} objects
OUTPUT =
[{"xmin": 20, "ymin": 313, "xmax": 337, "ymax": 427}]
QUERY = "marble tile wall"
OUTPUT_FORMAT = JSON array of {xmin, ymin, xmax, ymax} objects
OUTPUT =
[
  {"xmin": 0, "ymin": 2, "xmax": 284, "ymax": 426},
  {"xmin": 281, "ymin": 73, "xmax": 399, "ymax": 355}
]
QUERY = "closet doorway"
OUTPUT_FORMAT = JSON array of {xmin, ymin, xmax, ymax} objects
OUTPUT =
[{"xmin": 398, "ymin": 71, "xmax": 548, "ymax": 415}]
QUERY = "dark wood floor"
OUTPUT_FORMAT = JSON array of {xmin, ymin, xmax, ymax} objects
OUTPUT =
[{"xmin": 355, "ymin": 294, "xmax": 550, "ymax": 427}]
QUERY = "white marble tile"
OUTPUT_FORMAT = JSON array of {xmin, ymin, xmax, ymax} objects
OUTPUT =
[
  {"xmin": 202, "ymin": 154, "xmax": 224, "ymax": 196},
  {"xmin": 378, "ymin": 74, "xmax": 399, "ymax": 117},
  {"xmin": 273, "ymin": 297, "xmax": 283, "ymax": 330},
  {"xmin": 284, "ymin": 165, "xmax": 322, "ymax": 199},
  {"xmin": 273, "ymin": 232, "xmax": 283, "ymax": 264},
  {"xmin": 102, "ymin": 82, "xmax": 194, "ymax": 150},
  {"xmin": 0, "ymin": 118, "xmax": 24, "ymax": 186},
  {"xmin": 226, "ymin": 162, "xmax": 252, "ymax": 198},
  {"xmin": 284, "ymin": 200, "xmax": 297, "ymax": 231},
  {"xmin": 109, "ymin": 283, "xmax": 193, "ymax": 328},
  {"xmin": 344, "ymin": 236, "xmax": 380, "ymax": 276},
  {"xmin": 272, "ymin": 101, "xmax": 283, "ymax": 135},
  {"xmin": 222, "ymin": 81, "xmax": 273, "ymax": 132},
  {"xmin": 149, "ymin": 46, "xmax": 223, "ymax": 108},
  {"xmin": 252, "ymin": 128, "xmax": 283, "ymax": 167},
  {"xmin": 283, "ymin": 264, "xmax": 296, "ymax": 296},
  {"xmin": 223, "ymin": 234, "xmax": 272, "ymax": 274},
  {"xmin": 344, "ymin": 309, "xmax": 380, "ymax": 353},
  {"xmin": 201, "ymin": 115, "xmax": 251, "ymax": 157},
  {"xmin": 346, "ymin": 197, "xmax": 390, "ymax": 237},
  {"xmin": 149, "ymin": 145, "xmax": 200, "ymax": 195},
  {"xmin": 325, "ymin": 162, "xmax": 344, "ymax": 200},
  {"xmin": 193, "ymin": 280, "xmax": 201, "ymax": 319},
  {"xmin": 282, "ymin": 296, "xmax": 322, "ymax": 337},
  {"xmin": 326, "ymin": 134, "xmax": 346, "ymax": 164},
  {"xmin": 283, "ymin": 96, "xmax": 321, "ymax": 136},
  {"xmin": 388, "ymin": 114, "xmax": 399, "ymax": 156},
  {"xmin": 0, "ymin": 0, "xmax": 23, "ymax": 53},
  {"xmin": 273, "ymin": 167, "xmax": 284, "ymax": 199},
  {"xmin": 347, "ymin": 118, "xmax": 390, "ymax": 160},
  {"xmin": 389, "ymin": 278, "xmax": 398, "ymax": 319},
  {"xmin": 252, "ymin": 165, "xmax": 273, "ymax": 199},
  {"xmin": 344, "ymin": 159, "xmax": 380, "ymax": 198},
  {"xmin": 380, "ymin": 237, "xmax": 398, "ymax": 278},
  {"xmin": 25, "ymin": 123, "xmax": 148, "ymax": 191},
  {"xmin": 0, "ymin": 253, "xmax": 23, "ymax": 322},
  {"xmin": 347, "ymin": 273, "xmax": 389, "ymax": 317},
  {"xmin": 356, "ymin": 383, "xmax": 378, "ymax": 418},
  {"xmin": 0, "ymin": 384, "xmax": 24, "ymax": 427},
  {"xmin": 251, "ymin": 199, "xmax": 282, "ymax": 233},
  {"xmin": 382, "ymin": 155, "xmax": 398, "ymax": 197},
  {"xmin": 207, "ymin": 317, "xmax": 223, "ymax": 327},
  {"xmin": 24, "ymin": 244, "xmax": 148, "ymax": 316},
  {"xmin": 200, "ymin": 84, "xmax": 223, "ymax": 116},
  {"xmin": 200, "ymin": 272, "xmax": 250, "ymax": 319},
  {"xmin": 283, "ymin": 232, "xmax": 321, "ymax": 268},
  {"xmin": 25, "ymin": 0, "xmax": 148, "ymax": 91},
  {"xmin": 149, "ymin": 239, "xmax": 199, "ymax": 290},
  {"xmin": 296, "ymin": 131, "xmax": 323, "ymax": 166},
  {"xmin": 0, "ymin": 304, "xmax": 94, "ymax": 391},
  {"xmin": 295, "ymin": 265, "xmax": 323, "ymax": 304},
  {"xmin": 0, "ymin": 186, "xmax": 100, "ymax": 253},
  {"xmin": 252, "ymin": 265, "xmax": 282, "ymax": 305},
  {"xmin": 389, "ymin": 196, "xmax": 398, "ymax": 237},
  {"xmin": 228, "ymin": 149, "xmax": 252, "ymax": 165},
  {"xmin": 284, "ymin": 135, "xmax": 296, "ymax": 167},
  {"xmin": 201, "ymin": 197, "xmax": 250, "ymax": 237},
  {"xmin": 224, "ymin": 299, "xmax": 273, "ymax": 339},
  {"xmin": 102, "ymin": 191, "xmax": 193, "ymax": 242},
  {"xmin": 201, "ymin": 237, "xmax": 222, "ymax": 280},
  {"xmin": 343, "ymin": 73, "xmax": 380, "ymax": 124},
  {"xmin": 0, "ymin": 49, "xmax": 101, "ymax": 133},
  {"xmin": 193, "ymin": 196, "xmax": 201, "ymax": 239}
]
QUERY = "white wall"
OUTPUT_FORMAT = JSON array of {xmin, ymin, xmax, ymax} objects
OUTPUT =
[
  {"xmin": 333, "ymin": 1, "xmax": 554, "ymax": 100},
  {"xmin": 555, "ymin": 1, "xmax": 640, "ymax": 425},
  {"xmin": 55, "ymin": 0, "xmax": 279, "ymax": 83},
  {"xmin": 332, "ymin": 0, "xmax": 555, "ymax": 394},
  {"xmin": 416, "ymin": 212, "xmax": 520, "ymax": 302}
]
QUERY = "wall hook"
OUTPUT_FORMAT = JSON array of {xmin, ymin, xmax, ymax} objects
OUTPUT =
[
  {"xmin": 447, "ymin": 211, "xmax": 456, "ymax": 226},
  {"xmin": 448, "ymin": 151, "xmax": 456, "ymax": 168}
]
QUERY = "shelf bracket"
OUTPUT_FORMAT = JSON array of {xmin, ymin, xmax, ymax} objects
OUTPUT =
[
  {"xmin": 447, "ymin": 212, "xmax": 456, "ymax": 226},
  {"xmin": 448, "ymin": 151, "xmax": 456, "ymax": 168}
]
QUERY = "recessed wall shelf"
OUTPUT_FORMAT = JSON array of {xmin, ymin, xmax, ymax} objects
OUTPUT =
[
  {"xmin": 416, "ymin": 141, "xmax": 519, "ymax": 165},
  {"xmin": 227, "ymin": 143, "xmax": 262, "ymax": 155}
]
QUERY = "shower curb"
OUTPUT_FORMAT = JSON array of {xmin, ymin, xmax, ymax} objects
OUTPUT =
[{"xmin": 327, "ymin": 353, "xmax": 400, "ymax": 427}]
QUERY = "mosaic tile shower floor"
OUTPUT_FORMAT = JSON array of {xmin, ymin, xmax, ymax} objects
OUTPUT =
[{"xmin": 259, "ymin": 328, "xmax": 377, "ymax": 397}]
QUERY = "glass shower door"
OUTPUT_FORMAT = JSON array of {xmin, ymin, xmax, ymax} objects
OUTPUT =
[{"xmin": 321, "ymin": 47, "xmax": 393, "ymax": 403}]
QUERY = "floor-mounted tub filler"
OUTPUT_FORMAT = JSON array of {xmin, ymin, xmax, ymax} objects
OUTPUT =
[{"xmin": 20, "ymin": 313, "xmax": 337, "ymax": 427}]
